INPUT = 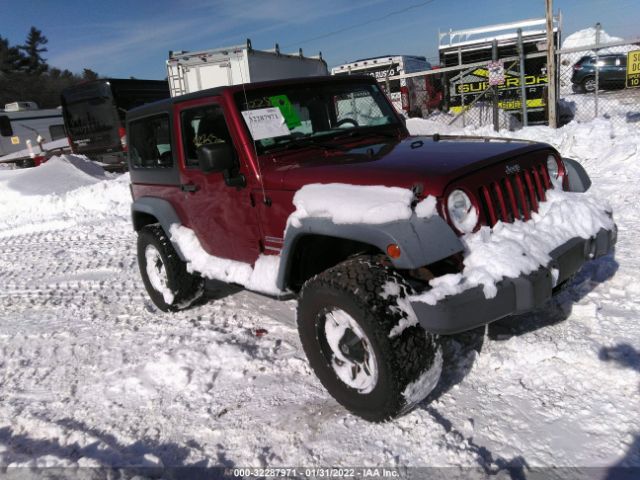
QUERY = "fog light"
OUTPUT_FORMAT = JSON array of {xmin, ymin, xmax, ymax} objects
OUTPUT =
[{"xmin": 387, "ymin": 244, "xmax": 401, "ymax": 259}]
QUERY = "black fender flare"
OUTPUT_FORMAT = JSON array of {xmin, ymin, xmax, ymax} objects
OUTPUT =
[
  {"xmin": 131, "ymin": 197, "xmax": 186, "ymax": 260},
  {"xmin": 276, "ymin": 215, "xmax": 464, "ymax": 291}
]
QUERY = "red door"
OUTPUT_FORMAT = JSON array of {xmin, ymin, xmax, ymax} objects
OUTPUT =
[{"xmin": 174, "ymin": 97, "xmax": 261, "ymax": 264}]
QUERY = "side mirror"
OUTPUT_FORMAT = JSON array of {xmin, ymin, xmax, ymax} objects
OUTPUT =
[
  {"xmin": 0, "ymin": 116, "xmax": 13, "ymax": 137},
  {"xmin": 197, "ymin": 143, "xmax": 235, "ymax": 173}
]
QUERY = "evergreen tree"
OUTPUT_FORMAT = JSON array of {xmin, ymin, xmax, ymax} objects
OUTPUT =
[
  {"xmin": 19, "ymin": 27, "xmax": 48, "ymax": 74},
  {"xmin": 82, "ymin": 68, "xmax": 98, "ymax": 81},
  {"xmin": 0, "ymin": 35, "xmax": 25, "ymax": 74}
]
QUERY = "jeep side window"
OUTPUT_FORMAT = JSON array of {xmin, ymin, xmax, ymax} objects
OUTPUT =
[
  {"xmin": 129, "ymin": 114, "xmax": 172, "ymax": 169},
  {"xmin": 181, "ymin": 105, "xmax": 232, "ymax": 168}
]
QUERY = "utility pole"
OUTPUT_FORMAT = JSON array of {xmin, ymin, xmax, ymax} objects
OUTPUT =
[
  {"xmin": 545, "ymin": 0, "xmax": 557, "ymax": 127},
  {"xmin": 491, "ymin": 40, "xmax": 500, "ymax": 131}
]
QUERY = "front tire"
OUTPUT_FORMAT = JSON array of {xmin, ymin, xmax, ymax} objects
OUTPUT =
[
  {"xmin": 137, "ymin": 224, "xmax": 204, "ymax": 312},
  {"xmin": 297, "ymin": 256, "xmax": 442, "ymax": 422}
]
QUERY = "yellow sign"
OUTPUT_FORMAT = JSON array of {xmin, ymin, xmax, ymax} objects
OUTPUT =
[
  {"xmin": 627, "ymin": 50, "xmax": 640, "ymax": 88},
  {"xmin": 10, "ymin": 136, "xmax": 20, "ymax": 145},
  {"xmin": 456, "ymin": 68, "xmax": 548, "ymax": 94}
]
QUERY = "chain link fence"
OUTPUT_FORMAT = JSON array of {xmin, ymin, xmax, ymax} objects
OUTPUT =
[
  {"xmin": 387, "ymin": 25, "xmax": 640, "ymax": 130},
  {"xmin": 557, "ymin": 32, "xmax": 640, "ymax": 126},
  {"xmin": 415, "ymin": 58, "xmax": 537, "ymax": 131}
]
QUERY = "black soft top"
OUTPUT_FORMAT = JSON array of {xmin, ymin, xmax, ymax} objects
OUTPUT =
[{"xmin": 127, "ymin": 74, "xmax": 377, "ymax": 121}]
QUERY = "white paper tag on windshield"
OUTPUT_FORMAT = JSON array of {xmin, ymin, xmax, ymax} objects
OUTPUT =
[{"xmin": 241, "ymin": 108, "xmax": 290, "ymax": 140}]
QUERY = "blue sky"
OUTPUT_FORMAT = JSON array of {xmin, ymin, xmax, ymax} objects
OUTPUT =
[{"xmin": 0, "ymin": 0, "xmax": 637, "ymax": 79}]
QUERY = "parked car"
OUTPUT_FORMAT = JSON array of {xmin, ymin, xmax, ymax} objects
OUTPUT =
[
  {"xmin": 571, "ymin": 54, "xmax": 628, "ymax": 93},
  {"xmin": 127, "ymin": 74, "xmax": 616, "ymax": 422}
]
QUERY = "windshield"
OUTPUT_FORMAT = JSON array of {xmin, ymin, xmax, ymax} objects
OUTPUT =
[
  {"xmin": 64, "ymin": 97, "xmax": 118, "ymax": 138},
  {"xmin": 235, "ymin": 82, "xmax": 399, "ymax": 153}
]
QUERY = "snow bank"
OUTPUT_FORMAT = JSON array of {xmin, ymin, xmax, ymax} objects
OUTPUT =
[
  {"xmin": 0, "ymin": 155, "xmax": 131, "ymax": 230},
  {"xmin": 288, "ymin": 183, "xmax": 414, "ymax": 228},
  {"xmin": 169, "ymin": 224, "xmax": 282, "ymax": 295},
  {"xmin": 6, "ymin": 155, "xmax": 108, "ymax": 195}
]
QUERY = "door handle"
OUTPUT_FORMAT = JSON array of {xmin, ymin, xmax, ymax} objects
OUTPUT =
[{"xmin": 181, "ymin": 183, "xmax": 199, "ymax": 192}]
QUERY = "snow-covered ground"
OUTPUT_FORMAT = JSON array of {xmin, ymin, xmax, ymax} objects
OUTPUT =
[{"xmin": 0, "ymin": 119, "xmax": 639, "ymax": 474}]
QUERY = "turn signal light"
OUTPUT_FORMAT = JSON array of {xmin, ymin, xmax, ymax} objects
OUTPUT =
[{"xmin": 386, "ymin": 244, "xmax": 401, "ymax": 259}]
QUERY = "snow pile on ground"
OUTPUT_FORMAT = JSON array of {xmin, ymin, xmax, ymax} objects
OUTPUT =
[
  {"xmin": 0, "ymin": 154, "xmax": 131, "ymax": 231},
  {"xmin": 289, "ymin": 183, "xmax": 414, "ymax": 227},
  {"xmin": 0, "ymin": 118, "xmax": 638, "ymax": 471},
  {"xmin": 413, "ymin": 182, "xmax": 614, "ymax": 304},
  {"xmin": 7, "ymin": 155, "xmax": 108, "ymax": 195},
  {"xmin": 170, "ymin": 224, "xmax": 282, "ymax": 295}
]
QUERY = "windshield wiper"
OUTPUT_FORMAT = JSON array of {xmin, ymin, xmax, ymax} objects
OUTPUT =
[{"xmin": 328, "ymin": 127, "xmax": 398, "ymax": 141}]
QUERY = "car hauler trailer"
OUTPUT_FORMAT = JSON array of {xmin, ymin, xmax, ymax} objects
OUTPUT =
[
  {"xmin": 331, "ymin": 55, "xmax": 444, "ymax": 117},
  {"xmin": 61, "ymin": 79, "xmax": 169, "ymax": 169},
  {"xmin": 166, "ymin": 39, "xmax": 328, "ymax": 97},
  {"xmin": 0, "ymin": 102, "xmax": 65, "ymax": 158},
  {"xmin": 439, "ymin": 16, "xmax": 561, "ymax": 125}
]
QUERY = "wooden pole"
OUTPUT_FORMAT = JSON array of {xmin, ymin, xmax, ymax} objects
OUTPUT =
[{"xmin": 545, "ymin": 0, "xmax": 557, "ymax": 127}]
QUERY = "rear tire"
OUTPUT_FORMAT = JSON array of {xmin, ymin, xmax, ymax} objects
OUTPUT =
[
  {"xmin": 137, "ymin": 224, "xmax": 204, "ymax": 312},
  {"xmin": 297, "ymin": 255, "xmax": 442, "ymax": 422}
]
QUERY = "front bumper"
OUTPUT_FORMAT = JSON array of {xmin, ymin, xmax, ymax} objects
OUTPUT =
[{"xmin": 411, "ymin": 226, "xmax": 617, "ymax": 335}]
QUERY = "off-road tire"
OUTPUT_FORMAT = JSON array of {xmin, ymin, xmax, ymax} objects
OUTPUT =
[
  {"xmin": 137, "ymin": 224, "xmax": 204, "ymax": 312},
  {"xmin": 297, "ymin": 255, "xmax": 442, "ymax": 422}
]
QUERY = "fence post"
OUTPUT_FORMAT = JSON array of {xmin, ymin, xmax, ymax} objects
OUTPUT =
[
  {"xmin": 458, "ymin": 48, "xmax": 466, "ymax": 127},
  {"xmin": 545, "ymin": 0, "xmax": 557, "ymax": 127},
  {"xmin": 492, "ymin": 39, "xmax": 500, "ymax": 131},
  {"xmin": 517, "ymin": 28, "xmax": 528, "ymax": 127},
  {"xmin": 595, "ymin": 22, "xmax": 601, "ymax": 118}
]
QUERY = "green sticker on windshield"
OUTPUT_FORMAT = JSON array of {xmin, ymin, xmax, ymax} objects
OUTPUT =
[{"xmin": 269, "ymin": 95, "xmax": 301, "ymax": 129}]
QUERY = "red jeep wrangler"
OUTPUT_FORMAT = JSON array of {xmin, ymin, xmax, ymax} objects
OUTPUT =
[{"xmin": 127, "ymin": 75, "xmax": 616, "ymax": 421}]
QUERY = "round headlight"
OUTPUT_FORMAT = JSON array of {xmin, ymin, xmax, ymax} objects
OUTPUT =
[
  {"xmin": 547, "ymin": 154, "xmax": 561, "ymax": 179},
  {"xmin": 447, "ymin": 189, "xmax": 478, "ymax": 234}
]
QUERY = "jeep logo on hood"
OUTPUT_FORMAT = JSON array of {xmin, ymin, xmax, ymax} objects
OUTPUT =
[{"xmin": 505, "ymin": 164, "xmax": 521, "ymax": 175}]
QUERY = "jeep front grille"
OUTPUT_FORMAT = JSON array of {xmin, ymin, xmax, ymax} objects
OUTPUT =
[{"xmin": 478, "ymin": 163, "xmax": 552, "ymax": 226}]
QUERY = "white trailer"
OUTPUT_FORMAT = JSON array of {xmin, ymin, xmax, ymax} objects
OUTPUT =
[
  {"xmin": 331, "ymin": 55, "xmax": 443, "ymax": 116},
  {"xmin": 166, "ymin": 39, "xmax": 328, "ymax": 97},
  {"xmin": 0, "ymin": 102, "xmax": 65, "ymax": 159}
]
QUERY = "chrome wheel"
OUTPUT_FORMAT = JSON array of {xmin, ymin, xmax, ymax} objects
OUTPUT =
[
  {"xmin": 583, "ymin": 78, "xmax": 597, "ymax": 92},
  {"xmin": 320, "ymin": 308, "xmax": 378, "ymax": 393}
]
